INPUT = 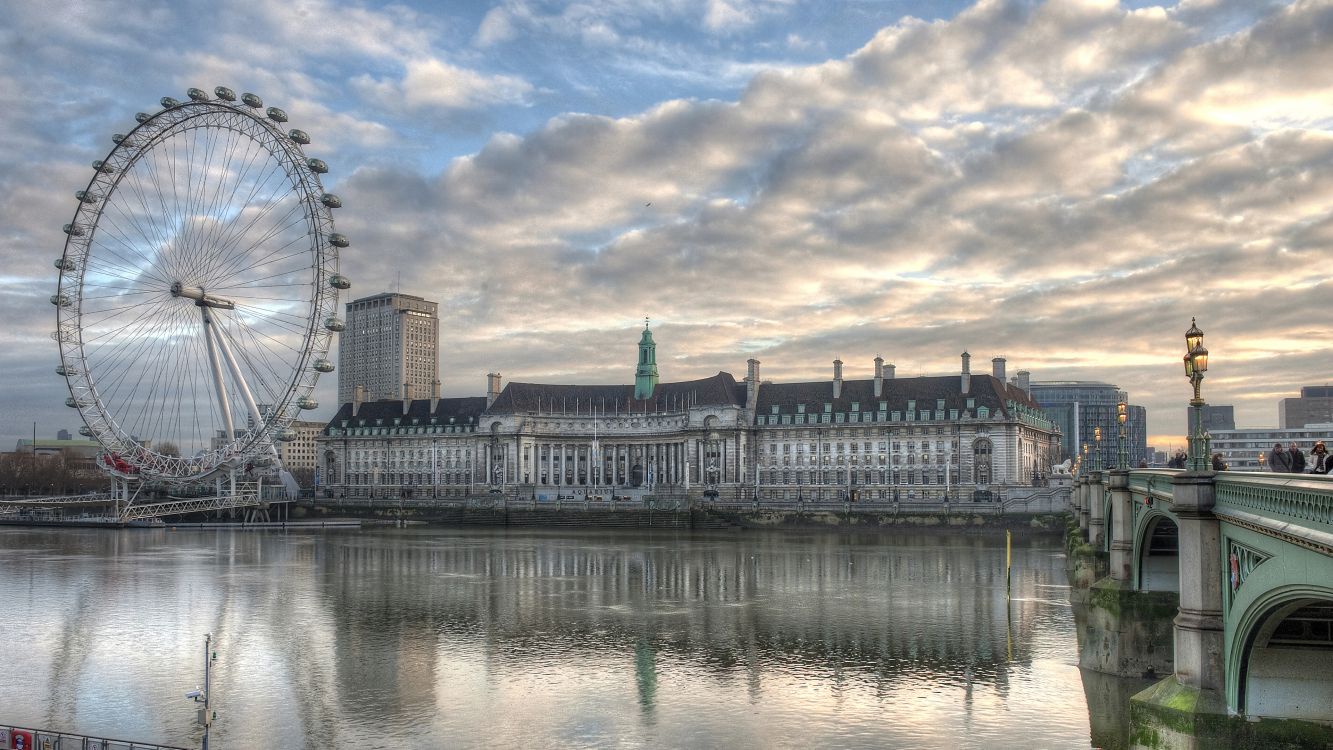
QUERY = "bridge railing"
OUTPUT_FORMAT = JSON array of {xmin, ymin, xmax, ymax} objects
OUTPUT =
[
  {"xmin": 1126, "ymin": 469, "xmax": 1180, "ymax": 504},
  {"xmin": 1213, "ymin": 471, "xmax": 1333, "ymax": 537}
]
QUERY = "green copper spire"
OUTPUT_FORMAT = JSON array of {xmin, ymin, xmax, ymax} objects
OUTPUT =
[{"xmin": 634, "ymin": 317, "xmax": 659, "ymax": 400}]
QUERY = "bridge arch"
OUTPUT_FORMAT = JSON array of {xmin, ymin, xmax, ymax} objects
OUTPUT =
[
  {"xmin": 1134, "ymin": 511, "xmax": 1179, "ymax": 592},
  {"xmin": 1230, "ymin": 585, "xmax": 1333, "ymax": 721}
]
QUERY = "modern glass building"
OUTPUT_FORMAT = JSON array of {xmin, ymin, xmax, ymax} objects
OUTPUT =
[{"xmin": 1028, "ymin": 381, "xmax": 1148, "ymax": 468}]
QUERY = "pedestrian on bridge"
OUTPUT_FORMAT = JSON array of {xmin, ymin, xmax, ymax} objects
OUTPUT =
[
  {"xmin": 1269, "ymin": 442, "xmax": 1293, "ymax": 472},
  {"xmin": 1289, "ymin": 442, "xmax": 1307, "ymax": 473},
  {"xmin": 1309, "ymin": 441, "xmax": 1331, "ymax": 475}
]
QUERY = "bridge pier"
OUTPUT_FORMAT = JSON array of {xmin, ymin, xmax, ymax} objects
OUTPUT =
[
  {"xmin": 1089, "ymin": 470, "xmax": 1106, "ymax": 549},
  {"xmin": 1108, "ymin": 469, "xmax": 1134, "ymax": 582}
]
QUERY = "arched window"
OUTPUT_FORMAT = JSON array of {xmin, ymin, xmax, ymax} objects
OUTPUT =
[{"xmin": 973, "ymin": 438, "xmax": 993, "ymax": 484}]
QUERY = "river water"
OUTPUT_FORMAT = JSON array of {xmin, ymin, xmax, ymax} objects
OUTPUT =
[{"xmin": 0, "ymin": 526, "xmax": 1116, "ymax": 749}]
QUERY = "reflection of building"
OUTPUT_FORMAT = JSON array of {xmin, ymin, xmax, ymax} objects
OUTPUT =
[
  {"xmin": 1211, "ymin": 426, "xmax": 1333, "ymax": 470},
  {"xmin": 337, "ymin": 292, "xmax": 440, "ymax": 404},
  {"xmin": 1028, "ymin": 381, "xmax": 1147, "ymax": 467},
  {"xmin": 1279, "ymin": 386, "xmax": 1333, "ymax": 429},
  {"xmin": 318, "ymin": 327, "xmax": 1061, "ymax": 500}
]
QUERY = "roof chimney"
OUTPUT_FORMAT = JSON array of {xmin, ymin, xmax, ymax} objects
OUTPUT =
[
  {"xmin": 833, "ymin": 358, "xmax": 843, "ymax": 400},
  {"xmin": 430, "ymin": 378, "xmax": 441, "ymax": 413},
  {"xmin": 885, "ymin": 363, "xmax": 895, "ymax": 380},
  {"xmin": 874, "ymin": 356, "xmax": 884, "ymax": 398},
  {"xmin": 746, "ymin": 359, "xmax": 761, "ymax": 411},
  {"xmin": 486, "ymin": 373, "xmax": 502, "ymax": 408},
  {"xmin": 1016, "ymin": 369, "xmax": 1030, "ymax": 394},
  {"xmin": 992, "ymin": 357, "xmax": 1006, "ymax": 382},
  {"xmin": 402, "ymin": 381, "xmax": 411, "ymax": 415},
  {"xmin": 961, "ymin": 351, "xmax": 972, "ymax": 395},
  {"xmin": 352, "ymin": 384, "xmax": 365, "ymax": 418}
]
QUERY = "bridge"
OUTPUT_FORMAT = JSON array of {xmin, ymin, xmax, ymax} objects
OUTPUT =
[
  {"xmin": 0, "ymin": 479, "xmax": 283, "ymax": 524},
  {"xmin": 1070, "ymin": 465, "xmax": 1333, "ymax": 746}
]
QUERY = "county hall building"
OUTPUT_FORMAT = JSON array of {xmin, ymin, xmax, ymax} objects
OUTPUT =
[{"xmin": 317, "ymin": 325, "xmax": 1061, "ymax": 502}]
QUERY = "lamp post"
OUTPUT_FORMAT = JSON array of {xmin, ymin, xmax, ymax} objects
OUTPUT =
[
  {"xmin": 1116, "ymin": 401, "xmax": 1128, "ymax": 471},
  {"xmin": 1093, "ymin": 426, "xmax": 1103, "ymax": 472},
  {"xmin": 1182, "ymin": 317, "xmax": 1210, "ymax": 471},
  {"xmin": 1081, "ymin": 442, "xmax": 1088, "ymax": 476}
]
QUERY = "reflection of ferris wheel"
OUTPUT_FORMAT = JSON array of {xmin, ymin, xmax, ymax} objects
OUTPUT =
[{"xmin": 53, "ymin": 87, "xmax": 352, "ymax": 482}]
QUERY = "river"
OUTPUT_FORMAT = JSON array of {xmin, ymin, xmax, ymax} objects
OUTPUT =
[{"xmin": 0, "ymin": 526, "xmax": 1122, "ymax": 748}]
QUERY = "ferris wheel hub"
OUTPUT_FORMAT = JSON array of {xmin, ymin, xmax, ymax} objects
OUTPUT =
[{"xmin": 170, "ymin": 282, "xmax": 236, "ymax": 310}]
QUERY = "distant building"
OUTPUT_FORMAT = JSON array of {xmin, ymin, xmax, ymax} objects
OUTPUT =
[
  {"xmin": 1028, "ymin": 381, "xmax": 1147, "ymax": 468},
  {"xmin": 1279, "ymin": 386, "xmax": 1333, "ymax": 429},
  {"xmin": 1210, "ymin": 425, "xmax": 1333, "ymax": 471},
  {"xmin": 317, "ymin": 330, "xmax": 1061, "ymax": 501},
  {"xmin": 277, "ymin": 420, "xmax": 325, "ymax": 472},
  {"xmin": 1201, "ymin": 404, "xmax": 1235, "ymax": 432},
  {"xmin": 13, "ymin": 438, "xmax": 101, "ymax": 460},
  {"xmin": 337, "ymin": 292, "xmax": 440, "ymax": 405}
]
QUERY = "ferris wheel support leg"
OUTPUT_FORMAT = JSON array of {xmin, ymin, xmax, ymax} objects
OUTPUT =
[
  {"xmin": 209, "ymin": 311, "xmax": 266, "ymax": 439},
  {"xmin": 201, "ymin": 307, "xmax": 236, "ymax": 442}
]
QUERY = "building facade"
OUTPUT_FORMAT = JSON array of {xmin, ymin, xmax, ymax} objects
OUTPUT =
[
  {"xmin": 1210, "ymin": 425, "xmax": 1333, "ymax": 471},
  {"xmin": 1279, "ymin": 386, "xmax": 1333, "ymax": 429},
  {"xmin": 1201, "ymin": 404, "xmax": 1236, "ymax": 432},
  {"xmin": 1029, "ymin": 381, "xmax": 1148, "ymax": 468},
  {"xmin": 337, "ymin": 292, "xmax": 440, "ymax": 404},
  {"xmin": 277, "ymin": 420, "xmax": 325, "ymax": 472},
  {"xmin": 317, "ymin": 330, "xmax": 1062, "ymax": 502}
]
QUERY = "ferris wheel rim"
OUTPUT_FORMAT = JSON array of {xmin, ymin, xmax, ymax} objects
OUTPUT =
[{"xmin": 54, "ymin": 93, "xmax": 344, "ymax": 481}]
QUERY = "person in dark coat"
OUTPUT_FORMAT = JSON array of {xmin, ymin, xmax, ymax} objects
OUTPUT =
[
  {"xmin": 1289, "ymin": 442, "xmax": 1307, "ymax": 473},
  {"xmin": 1309, "ymin": 441, "xmax": 1331, "ymax": 475},
  {"xmin": 1211, "ymin": 453, "xmax": 1228, "ymax": 471},
  {"xmin": 1269, "ymin": 442, "xmax": 1292, "ymax": 472}
]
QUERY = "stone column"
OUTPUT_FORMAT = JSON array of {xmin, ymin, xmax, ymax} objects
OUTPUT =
[
  {"xmin": 1089, "ymin": 470, "xmax": 1106, "ymax": 548},
  {"xmin": 1108, "ymin": 469, "xmax": 1134, "ymax": 582},
  {"xmin": 1078, "ymin": 476, "xmax": 1090, "ymax": 535},
  {"xmin": 1170, "ymin": 472, "xmax": 1224, "ymax": 692}
]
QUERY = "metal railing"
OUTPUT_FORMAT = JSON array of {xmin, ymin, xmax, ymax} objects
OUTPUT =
[{"xmin": 0, "ymin": 723, "xmax": 188, "ymax": 750}]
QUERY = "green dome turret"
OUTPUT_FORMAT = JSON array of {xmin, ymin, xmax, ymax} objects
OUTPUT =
[{"xmin": 634, "ymin": 318, "xmax": 659, "ymax": 400}]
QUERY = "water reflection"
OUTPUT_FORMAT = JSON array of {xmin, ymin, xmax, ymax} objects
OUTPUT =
[{"xmin": 0, "ymin": 528, "xmax": 1093, "ymax": 749}]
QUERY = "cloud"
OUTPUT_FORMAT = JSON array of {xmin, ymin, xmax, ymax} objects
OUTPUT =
[
  {"xmin": 353, "ymin": 58, "xmax": 534, "ymax": 112},
  {"xmin": 4, "ymin": 0, "xmax": 1332, "ymax": 451}
]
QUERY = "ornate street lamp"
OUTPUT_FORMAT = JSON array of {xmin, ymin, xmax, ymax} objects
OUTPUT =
[
  {"xmin": 1093, "ymin": 426, "xmax": 1103, "ymax": 472},
  {"xmin": 1183, "ymin": 317, "xmax": 1210, "ymax": 471},
  {"xmin": 1081, "ymin": 442, "xmax": 1088, "ymax": 476},
  {"xmin": 1117, "ymin": 400, "xmax": 1128, "ymax": 470}
]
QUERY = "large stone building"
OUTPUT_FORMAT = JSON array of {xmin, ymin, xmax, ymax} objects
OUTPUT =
[
  {"xmin": 1028, "ymin": 380, "xmax": 1147, "ymax": 468},
  {"xmin": 337, "ymin": 292, "xmax": 440, "ymax": 404},
  {"xmin": 318, "ymin": 327, "xmax": 1061, "ymax": 502}
]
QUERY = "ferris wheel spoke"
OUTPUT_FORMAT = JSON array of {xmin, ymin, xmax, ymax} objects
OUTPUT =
[
  {"xmin": 199, "ymin": 179, "xmax": 306, "ymax": 284},
  {"xmin": 191, "ymin": 129, "xmax": 282, "ymax": 281},
  {"xmin": 91, "ymin": 203, "xmax": 177, "ymax": 288},
  {"xmin": 108, "ymin": 184, "xmax": 176, "ymax": 283},
  {"xmin": 224, "ymin": 321, "xmax": 291, "ymax": 407},
  {"xmin": 97, "ymin": 304, "xmax": 191, "ymax": 438}
]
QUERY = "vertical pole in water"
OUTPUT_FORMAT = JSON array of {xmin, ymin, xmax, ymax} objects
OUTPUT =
[
  {"xmin": 1005, "ymin": 529, "xmax": 1012, "ymax": 597},
  {"xmin": 1006, "ymin": 529, "xmax": 1014, "ymax": 660},
  {"xmin": 203, "ymin": 632, "xmax": 212, "ymax": 750}
]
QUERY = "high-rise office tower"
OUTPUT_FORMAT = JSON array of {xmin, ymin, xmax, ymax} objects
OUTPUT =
[{"xmin": 338, "ymin": 292, "xmax": 440, "ymax": 404}]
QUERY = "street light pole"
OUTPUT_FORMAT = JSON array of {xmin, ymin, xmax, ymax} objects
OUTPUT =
[
  {"xmin": 1116, "ymin": 400, "xmax": 1128, "ymax": 471},
  {"xmin": 1183, "ymin": 318, "xmax": 1210, "ymax": 472},
  {"xmin": 1093, "ymin": 426, "xmax": 1103, "ymax": 472}
]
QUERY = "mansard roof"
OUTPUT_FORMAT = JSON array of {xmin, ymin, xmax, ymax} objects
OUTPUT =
[
  {"xmin": 325, "ymin": 396, "xmax": 489, "ymax": 431},
  {"xmin": 487, "ymin": 371, "xmax": 744, "ymax": 414},
  {"xmin": 753, "ymin": 374, "xmax": 1041, "ymax": 419}
]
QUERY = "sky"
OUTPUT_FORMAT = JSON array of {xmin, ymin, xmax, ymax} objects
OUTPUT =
[{"xmin": 2, "ymin": 0, "xmax": 1330, "ymax": 453}]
